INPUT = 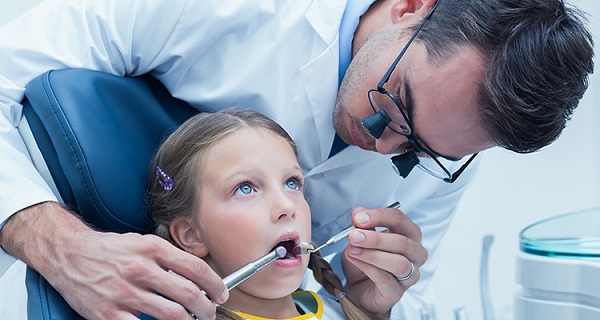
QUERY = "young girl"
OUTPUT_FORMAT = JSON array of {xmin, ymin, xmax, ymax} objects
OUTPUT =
[{"xmin": 148, "ymin": 109, "xmax": 385, "ymax": 320}]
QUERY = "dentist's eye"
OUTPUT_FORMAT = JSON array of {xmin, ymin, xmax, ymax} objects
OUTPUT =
[{"xmin": 234, "ymin": 182, "xmax": 254, "ymax": 195}]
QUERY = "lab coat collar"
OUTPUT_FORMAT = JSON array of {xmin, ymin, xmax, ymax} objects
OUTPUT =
[
  {"xmin": 306, "ymin": 144, "xmax": 384, "ymax": 176},
  {"xmin": 300, "ymin": 0, "xmax": 348, "ymax": 165},
  {"xmin": 338, "ymin": 0, "xmax": 377, "ymax": 83},
  {"xmin": 304, "ymin": 0, "xmax": 347, "ymax": 45}
]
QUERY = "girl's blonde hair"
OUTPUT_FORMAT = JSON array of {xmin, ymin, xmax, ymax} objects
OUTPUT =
[
  {"xmin": 148, "ymin": 109, "xmax": 385, "ymax": 320},
  {"xmin": 149, "ymin": 108, "xmax": 297, "ymax": 243}
]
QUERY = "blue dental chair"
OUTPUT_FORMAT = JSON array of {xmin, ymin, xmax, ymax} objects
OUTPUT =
[{"xmin": 22, "ymin": 68, "xmax": 200, "ymax": 319}]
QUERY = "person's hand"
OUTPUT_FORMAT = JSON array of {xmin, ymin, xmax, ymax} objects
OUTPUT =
[
  {"xmin": 341, "ymin": 205, "xmax": 427, "ymax": 314},
  {"xmin": 0, "ymin": 202, "xmax": 228, "ymax": 320},
  {"xmin": 55, "ymin": 233, "xmax": 228, "ymax": 320}
]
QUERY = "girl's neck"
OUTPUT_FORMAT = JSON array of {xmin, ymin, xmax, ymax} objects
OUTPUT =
[{"xmin": 224, "ymin": 290, "xmax": 300, "ymax": 318}]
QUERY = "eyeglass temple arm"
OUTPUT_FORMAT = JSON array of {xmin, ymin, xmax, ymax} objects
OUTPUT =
[
  {"xmin": 446, "ymin": 153, "xmax": 478, "ymax": 183},
  {"xmin": 377, "ymin": 2, "xmax": 439, "ymax": 89}
]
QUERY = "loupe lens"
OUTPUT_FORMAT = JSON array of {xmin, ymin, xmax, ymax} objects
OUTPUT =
[
  {"xmin": 391, "ymin": 151, "xmax": 419, "ymax": 178},
  {"xmin": 362, "ymin": 109, "xmax": 391, "ymax": 139}
]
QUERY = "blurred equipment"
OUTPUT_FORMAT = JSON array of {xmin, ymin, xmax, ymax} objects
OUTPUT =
[
  {"xmin": 514, "ymin": 207, "xmax": 600, "ymax": 319},
  {"xmin": 480, "ymin": 235, "xmax": 495, "ymax": 320}
]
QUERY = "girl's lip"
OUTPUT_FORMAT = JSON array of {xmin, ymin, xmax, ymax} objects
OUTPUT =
[
  {"xmin": 272, "ymin": 231, "xmax": 300, "ymax": 250},
  {"xmin": 273, "ymin": 254, "xmax": 302, "ymax": 268},
  {"xmin": 270, "ymin": 231, "xmax": 304, "ymax": 268}
]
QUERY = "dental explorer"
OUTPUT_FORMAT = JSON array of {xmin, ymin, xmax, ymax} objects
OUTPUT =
[
  {"xmin": 222, "ymin": 246, "xmax": 287, "ymax": 291},
  {"xmin": 294, "ymin": 201, "xmax": 401, "ymax": 255}
]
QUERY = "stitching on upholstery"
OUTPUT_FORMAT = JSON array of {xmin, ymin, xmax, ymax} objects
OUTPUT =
[
  {"xmin": 40, "ymin": 71, "xmax": 145, "ymax": 231},
  {"xmin": 40, "ymin": 72, "xmax": 106, "ymax": 221},
  {"xmin": 37, "ymin": 273, "xmax": 49, "ymax": 320}
]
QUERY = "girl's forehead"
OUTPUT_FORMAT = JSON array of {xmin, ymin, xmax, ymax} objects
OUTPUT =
[{"xmin": 197, "ymin": 128, "xmax": 295, "ymax": 169}]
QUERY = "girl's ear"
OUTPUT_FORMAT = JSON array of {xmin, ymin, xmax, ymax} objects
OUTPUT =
[
  {"xmin": 390, "ymin": 0, "xmax": 436, "ymax": 24},
  {"xmin": 169, "ymin": 218, "xmax": 208, "ymax": 257}
]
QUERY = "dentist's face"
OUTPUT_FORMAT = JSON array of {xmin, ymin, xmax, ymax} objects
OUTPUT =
[
  {"xmin": 192, "ymin": 128, "xmax": 311, "ymax": 301},
  {"xmin": 334, "ymin": 25, "xmax": 495, "ymax": 160}
]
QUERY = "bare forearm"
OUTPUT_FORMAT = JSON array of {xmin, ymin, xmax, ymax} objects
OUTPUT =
[
  {"xmin": 0, "ymin": 201, "xmax": 227, "ymax": 319},
  {"xmin": 0, "ymin": 201, "xmax": 90, "ymax": 277}
]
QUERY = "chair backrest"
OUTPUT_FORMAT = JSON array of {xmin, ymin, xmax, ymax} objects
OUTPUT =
[{"xmin": 22, "ymin": 68, "xmax": 200, "ymax": 319}]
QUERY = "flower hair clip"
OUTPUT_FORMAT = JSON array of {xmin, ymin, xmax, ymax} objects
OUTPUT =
[{"xmin": 156, "ymin": 166, "xmax": 173, "ymax": 192}]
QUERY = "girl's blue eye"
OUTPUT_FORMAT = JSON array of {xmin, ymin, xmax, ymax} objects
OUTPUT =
[
  {"xmin": 285, "ymin": 179, "xmax": 299, "ymax": 190},
  {"xmin": 235, "ymin": 183, "xmax": 253, "ymax": 195}
]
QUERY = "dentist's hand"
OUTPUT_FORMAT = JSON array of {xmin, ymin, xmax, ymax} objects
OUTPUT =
[
  {"xmin": 341, "ymin": 205, "xmax": 427, "ymax": 314},
  {"xmin": 0, "ymin": 201, "xmax": 228, "ymax": 320}
]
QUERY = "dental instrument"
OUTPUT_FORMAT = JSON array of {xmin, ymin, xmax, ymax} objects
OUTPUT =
[
  {"xmin": 222, "ymin": 246, "xmax": 287, "ymax": 290},
  {"xmin": 294, "ymin": 201, "xmax": 401, "ymax": 255}
]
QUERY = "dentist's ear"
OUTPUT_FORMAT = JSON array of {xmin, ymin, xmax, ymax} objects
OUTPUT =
[
  {"xmin": 169, "ymin": 217, "xmax": 209, "ymax": 257},
  {"xmin": 390, "ymin": 0, "xmax": 436, "ymax": 24}
]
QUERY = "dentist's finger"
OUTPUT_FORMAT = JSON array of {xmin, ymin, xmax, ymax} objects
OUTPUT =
[
  {"xmin": 347, "ymin": 229, "xmax": 426, "ymax": 266},
  {"xmin": 351, "ymin": 207, "xmax": 422, "ymax": 243},
  {"xmin": 154, "ymin": 244, "xmax": 228, "ymax": 305},
  {"xmin": 345, "ymin": 243, "xmax": 420, "ymax": 288}
]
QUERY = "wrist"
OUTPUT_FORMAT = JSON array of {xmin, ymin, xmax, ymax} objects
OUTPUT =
[{"xmin": 0, "ymin": 201, "xmax": 91, "ymax": 277}]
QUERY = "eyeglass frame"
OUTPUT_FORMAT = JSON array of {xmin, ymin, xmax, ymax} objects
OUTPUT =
[{"xmin": 365, "ymin": 1, "xmax": 477, "ymax": 183}]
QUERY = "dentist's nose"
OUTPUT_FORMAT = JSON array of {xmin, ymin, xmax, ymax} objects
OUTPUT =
[{"xmin": 375, "ymin": 131, "xmax": 408, "ymax": 155}]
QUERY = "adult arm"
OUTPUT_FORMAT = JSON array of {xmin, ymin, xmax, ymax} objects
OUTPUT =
[
  {"xmin": 0, "ymin": 202, "xmax": 227, "ymax": 319},
  {"xmin": 0, "ymin": 0, "xmax": 228, "ymax": 318}
]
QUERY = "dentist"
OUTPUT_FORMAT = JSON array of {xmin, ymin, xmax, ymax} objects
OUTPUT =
[{"xmin": 0, "ymin": 0, "xmax": 593, "ymax": 319}]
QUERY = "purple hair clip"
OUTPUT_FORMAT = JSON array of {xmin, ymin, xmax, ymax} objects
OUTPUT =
[{"xmin": 156, "ymin": 166, "xmax": 173, "ymax": 192}]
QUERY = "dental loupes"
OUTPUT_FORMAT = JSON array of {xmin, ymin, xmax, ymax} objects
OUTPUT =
[{"xmin": 222, "ymin": 246, "xmax": 287, "ymax": 290}]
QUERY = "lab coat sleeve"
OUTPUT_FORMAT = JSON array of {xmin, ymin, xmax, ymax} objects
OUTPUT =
[
  {"xmin": 390, "ymin": 158, "xmax": 481, "ymax": 319},
  {"xmin": 0, "ymin": 0, "xmax": 190, "ymax": 275}
]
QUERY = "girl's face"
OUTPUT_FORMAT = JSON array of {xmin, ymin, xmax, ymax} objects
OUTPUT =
[{"xmin": 174, "ymin": 127, "xmax": 310, "ymax": 309}]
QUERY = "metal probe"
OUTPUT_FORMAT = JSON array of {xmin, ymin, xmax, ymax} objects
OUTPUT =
[
  {"xmin": 222, "ymin": 246, "xmax": 287, "ymax": 290},
  {"xmin": 294, "ymin": 201, "xmax": 401, "ymax": 254}
]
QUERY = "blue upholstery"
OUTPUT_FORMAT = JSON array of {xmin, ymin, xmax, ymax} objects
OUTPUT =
[{"xmin": 22, "ymin": 69, "xmax": 200, "ymax": 319}]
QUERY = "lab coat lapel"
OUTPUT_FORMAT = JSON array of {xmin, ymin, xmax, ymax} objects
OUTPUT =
[
  {"xmin": 307, "ymin": 144, "xmax": 382, "ymax": 176},
  {"xmin": 299, "ymin": 0, "xmax": 347, "ymax": 164}
]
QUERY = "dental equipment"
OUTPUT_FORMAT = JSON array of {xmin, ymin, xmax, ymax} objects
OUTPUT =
[
  {"xmin": 480, "ymin": 235, "xmax": 495, "ymax": 320},
  {"xmin": 515, "ymin": 207, "xmax": 600, "ymax": 320},
  {"xmin": 222, "ymin": 246, "xmax": 287, "ymax": 290},
  {"xmin": 294, "ymin": 201, "xmax": 401, "ymax": 255}
]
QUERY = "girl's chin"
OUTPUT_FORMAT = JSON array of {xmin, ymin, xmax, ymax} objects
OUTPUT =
[{"xmin": 236, "ymin": 274, "xmax": 304, "ymax": 301}]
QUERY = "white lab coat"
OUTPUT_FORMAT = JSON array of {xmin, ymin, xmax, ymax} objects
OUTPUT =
[{"xmin": 0, "ymin": 0, "xmax": 479, "ymax": 318}]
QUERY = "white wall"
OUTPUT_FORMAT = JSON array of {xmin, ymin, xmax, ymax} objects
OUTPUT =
[
  {"xmin": 0, "ymin": 1, "xmax": 598, "ymax": 319},
  {"xmin": 431, "ymin": 1, "xmax": 600, "ymax": 319}
]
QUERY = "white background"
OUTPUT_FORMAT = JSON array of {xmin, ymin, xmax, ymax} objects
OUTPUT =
[
  {"xmin": 0, "ymin": 1, "xmax": 598, "ymax": 319},
  {"xmin": 430, "ymin": 0, "xmax": 600, "ymax": 318}
]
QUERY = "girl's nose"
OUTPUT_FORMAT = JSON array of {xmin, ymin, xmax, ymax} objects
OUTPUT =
[
  {"xmin": 271, "ymin": 194, "xmax": 296, "ymax": 222},
  {"xmin": 273, "ymin": 206, "xmax": 296, "ymax": 221}
]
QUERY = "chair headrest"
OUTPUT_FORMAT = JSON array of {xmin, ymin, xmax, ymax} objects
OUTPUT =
[{"xmin": 23, "ymin": 69, "xmax": 199, "ymax": 233}]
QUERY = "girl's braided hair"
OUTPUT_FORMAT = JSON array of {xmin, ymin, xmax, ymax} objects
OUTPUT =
[{"xmin": 148, "ymin": 109, "xmax": 389, "ymax": 319}]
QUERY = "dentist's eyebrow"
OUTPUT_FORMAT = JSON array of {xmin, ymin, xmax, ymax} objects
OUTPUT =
[{"xmin": 404, "ymin": 74, "xmax": 462, "ymax": 162}]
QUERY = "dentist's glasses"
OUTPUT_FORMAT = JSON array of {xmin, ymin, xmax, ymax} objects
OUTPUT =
[{"xmin": 361, "ymin": 1, "xmax": 477, "ymax": 183}]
